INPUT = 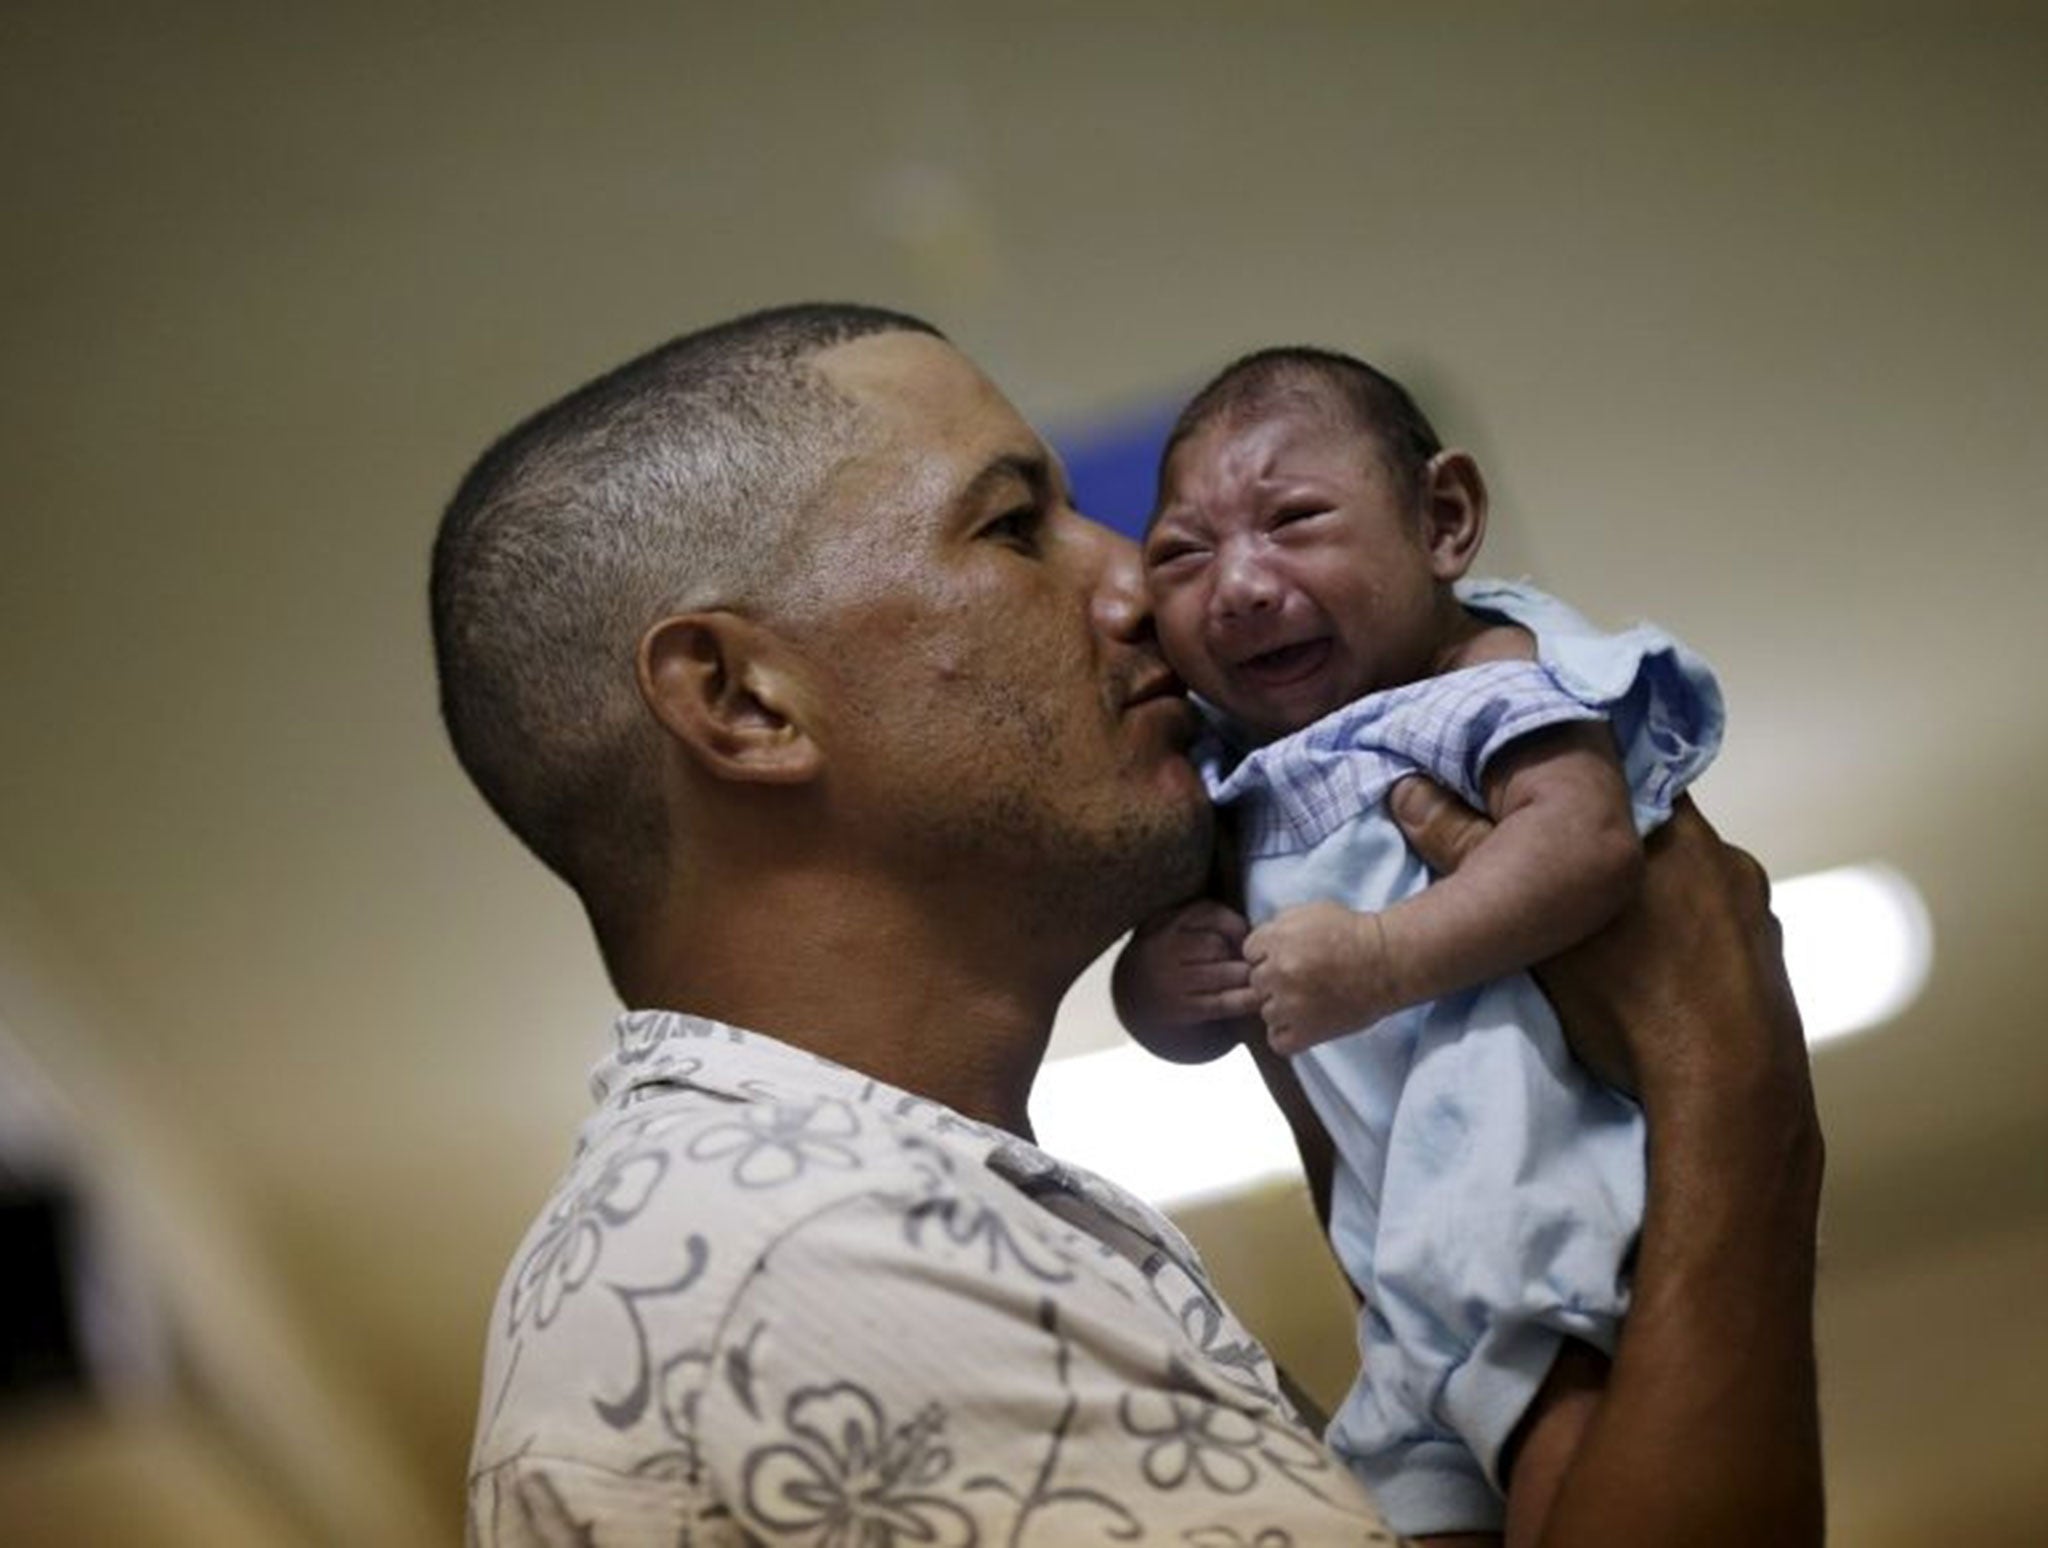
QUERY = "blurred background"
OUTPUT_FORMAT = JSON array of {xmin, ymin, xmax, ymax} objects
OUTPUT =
[{"xmin": 2, "ymin": 4, "xmax": 2043, "ymax": 1543}]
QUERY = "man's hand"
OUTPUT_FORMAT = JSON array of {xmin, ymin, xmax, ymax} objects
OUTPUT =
[
  {"xmin": 1387, "ymin": 775, "xmax": 1802, "ymax": 1102},
  {"xmin": 1244, "ymin": 902, "xmax": 1399, "ymax": 1054},
  {"xmin": 1111, "ymin": 900, "xmax": 1262, "ymax": 1064}
]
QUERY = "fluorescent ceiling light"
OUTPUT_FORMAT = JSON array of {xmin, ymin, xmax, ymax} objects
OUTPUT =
[
  {"xmin": 1032, "ymin": 862, "xmax": 1929, "ymax": 1208},
  {"xmin": 1031, "ymin": 1043, "xmax": 1298, "ymax": 1211},
  {"xmin": 1773, "ymin": 863, "xmax": 1932, "ymax": 1046}
]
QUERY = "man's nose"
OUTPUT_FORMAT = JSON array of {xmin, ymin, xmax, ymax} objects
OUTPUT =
[{"xmin": 1088, "ymin": 526, "xmax": 1154, "ymax": 644}]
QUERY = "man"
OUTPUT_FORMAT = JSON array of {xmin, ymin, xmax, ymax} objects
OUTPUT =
[{"xmin": 434, "ymin": 304, "xmax": 1823, "ymax": 1545}]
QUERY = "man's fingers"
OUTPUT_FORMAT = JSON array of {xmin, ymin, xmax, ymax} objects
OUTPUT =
[
  {"xmin": 1389, "ymin": 776, "xmax": 1494, "ymax": 874},
  {"xmin": 1180, "ymin": 960, "xmax": 1252, "ymax": 996},
  {"xmin": 1177, "ymin": 927, "xmax": 1249, "ymax": 965},
  {"xmin": 1203, "ymin": 986, "xmax": 1264, "ymax": 1020},
  {"xmin": 1734, "ymin": 844, "xmax": 1773, "ymax": 910},
  {"xmin": 1175, "ymin": 900, "xmax": 1250, "ymax": 949}
]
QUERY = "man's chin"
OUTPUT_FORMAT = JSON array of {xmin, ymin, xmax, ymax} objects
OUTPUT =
[{"xmin": 1136, "ymin": 787, "xmax": 1215, "ymax": 911}]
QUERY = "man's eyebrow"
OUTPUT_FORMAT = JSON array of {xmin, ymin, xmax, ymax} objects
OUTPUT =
[{"xmin": 957, "ymin": 451, "xmax": 1052, "ymax": 512}]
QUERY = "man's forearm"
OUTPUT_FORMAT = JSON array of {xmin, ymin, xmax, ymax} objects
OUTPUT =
[
  {"xmin": 1389, "ymin": 783, "xmax": 1826, "ymax": 1548},
  {"xmin": 1530, "ymin": 806, "xmax": 1826, "ymax": 1548},
  {"xmin": 1538, "ymin": 1070, "xmax": 1824, "ymax": 1548}
]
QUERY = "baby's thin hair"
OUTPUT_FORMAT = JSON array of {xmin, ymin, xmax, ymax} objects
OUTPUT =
[{"xmin": 1160, "ymin": 345, "xmax": 1444, "ymax": 511}]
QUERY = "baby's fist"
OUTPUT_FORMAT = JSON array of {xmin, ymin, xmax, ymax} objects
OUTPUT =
[{"xmin": 1245, "ymin": 902, "xmax": 1398, "ymax": 1053}]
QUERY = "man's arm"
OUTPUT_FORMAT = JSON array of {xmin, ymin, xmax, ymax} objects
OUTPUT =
[{"xmin": 1389, "ymin": 779, "xmax": 1825, "ymax": 1548}]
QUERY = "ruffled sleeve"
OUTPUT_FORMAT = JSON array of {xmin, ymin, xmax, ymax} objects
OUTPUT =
[
  {"xmin": 1457, "ymin": 578, "xmax": 1724, "ymax": 832},
  {"xmin": 1197, "ymin": 579, "xmax": 1724, "ymax": 855}
]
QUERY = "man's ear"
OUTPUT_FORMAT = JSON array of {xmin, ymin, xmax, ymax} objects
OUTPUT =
[
  {"xmin": 1418, "ymin": 449, "xmax": 1489, "ymax": 581},
  {"xmin": 637, "ymin": 612, "xmax": 823, "ymax": 785}
]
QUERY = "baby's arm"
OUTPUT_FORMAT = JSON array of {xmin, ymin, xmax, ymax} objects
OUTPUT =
[
  {"xmin": 1247, "ymin": 722, "xmax": 1642, "ymax": 1053},
  {"xmin": 1112, "ymin": 900, "xmax": 1264, "ymax": 1063}
]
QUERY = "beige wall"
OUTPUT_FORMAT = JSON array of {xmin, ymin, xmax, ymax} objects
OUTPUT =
[{"xmin": 3, "ymin": 5, "xmax": 2044, "ymax": 1541}]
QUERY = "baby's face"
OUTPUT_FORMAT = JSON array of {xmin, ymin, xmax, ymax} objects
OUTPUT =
[{"xmin": 1144, "ymin": 405, "xmax": 1450, "ymax": 741}]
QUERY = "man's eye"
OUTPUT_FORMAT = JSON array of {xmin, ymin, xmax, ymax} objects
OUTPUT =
[{"xmin": 983, "ymin": 505, "xmax": 1042, "ymax": 551}]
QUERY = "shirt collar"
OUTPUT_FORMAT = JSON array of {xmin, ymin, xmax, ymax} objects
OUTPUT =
[
  {"xmin": 591, "ymin": 1008, "xmax": 1012, "ymax": 1150},
  {"xmin": 589, "ymin": 1008, "xmax": 1205, "ymax": 1273}
]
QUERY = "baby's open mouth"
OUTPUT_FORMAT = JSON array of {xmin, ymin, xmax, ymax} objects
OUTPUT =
[{"xmin": 1236, "ymin": 637, "xmax": 1331, "ymax": 687}]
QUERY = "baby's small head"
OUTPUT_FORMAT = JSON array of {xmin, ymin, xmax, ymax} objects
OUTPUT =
[{"xmin": 1143, "ymin": 347, "xmax": 1488, "ymax": 741}]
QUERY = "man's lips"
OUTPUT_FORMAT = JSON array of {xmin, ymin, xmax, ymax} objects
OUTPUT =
[
  {"xmin": 1121, "ymin": 666, "xmax": 1198, "ymax": 744},
  {"xmin": 1121, "ymin": 663, "xmax": 1186, "ymax": 710},
  {"xmin": 1231, "ymin": 636, "xmax": 1332, "ymax": 690}
]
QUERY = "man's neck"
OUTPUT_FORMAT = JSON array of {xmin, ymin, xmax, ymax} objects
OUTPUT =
[{"xmin": 621, "ymin": 866, "xmax": 1082, "ymax": 1138}]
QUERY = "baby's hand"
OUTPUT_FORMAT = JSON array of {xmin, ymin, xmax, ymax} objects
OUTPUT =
[
  {"xmin": 1112, "ymin": 900, "xmax": 1262, "ymax": 1063},
  {"xmin": 1245, "ymin": 901, "xmax": 1399, "ymax": 1054}
]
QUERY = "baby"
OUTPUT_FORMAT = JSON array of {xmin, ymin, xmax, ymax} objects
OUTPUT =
[{"xmin": 1115, "ymin": 347, "xmax": 1723, "ymax": 1541}]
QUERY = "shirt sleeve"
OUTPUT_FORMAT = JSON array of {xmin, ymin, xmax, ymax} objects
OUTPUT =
[{"xmin": 686, "ymin": 1184, "xmax": 1406, "ymax": 1546}]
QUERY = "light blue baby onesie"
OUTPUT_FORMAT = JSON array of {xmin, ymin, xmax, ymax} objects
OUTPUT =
[{"xmin": 1198, "ymin": 577, "xmax": 1723, "ymax": 1536}]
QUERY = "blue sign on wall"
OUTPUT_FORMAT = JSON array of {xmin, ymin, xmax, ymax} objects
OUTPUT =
[{"xmin": 1051, "ymin": 399, "xmax": 1182, "ymax": 541}]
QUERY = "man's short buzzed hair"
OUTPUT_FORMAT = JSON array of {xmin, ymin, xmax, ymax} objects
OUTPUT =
[
  {"xmin": 430, "ymin": 302, "xmax": 942, "ymax": 946},
  {"xmin": 1160, "ymin": 345, "xmax": 1444, "ymax": 510}
]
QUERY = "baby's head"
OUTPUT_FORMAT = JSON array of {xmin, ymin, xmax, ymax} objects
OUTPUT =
[{"xmin": 1143, "ymin": 347, "xmax": 1489, "ymax": 741}]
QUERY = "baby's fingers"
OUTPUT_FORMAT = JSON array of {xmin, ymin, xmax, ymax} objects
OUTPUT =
[
  {"xmin": 1246, "ymin": 958, "xmax": 1295, "ymax": 1025},
  {"xmin": 1256, "ymin": 997, "xmax": 1300, "ymax": 1053},
  {"xmin": 1266, "ymin": 1020, "xmax": 1332, "ymax": 1057},
  {"xmin": 1242, "ymin": 924, "xmax": 1272, "ymax": 968}
]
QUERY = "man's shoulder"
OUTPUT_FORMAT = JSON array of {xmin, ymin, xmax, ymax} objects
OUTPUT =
[
  {"xmin": 495, "ymin": 1077, "xmax": 1010, "ymax": 1333},
  {"xmin": 467, "ymin": 1076, "xmax": 1398, "ymax": 1547},
  {"xmin": 468, "ymin": 1078, "xmax": 1074, "ymax": 1478}
]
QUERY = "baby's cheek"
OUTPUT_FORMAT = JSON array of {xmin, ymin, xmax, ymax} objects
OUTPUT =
[{"xmin": 1148, "ymin": 597, "xmax": 1207, "ymax": 680}]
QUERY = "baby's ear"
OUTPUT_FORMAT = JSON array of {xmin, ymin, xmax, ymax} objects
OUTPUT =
[
  {"xmin": 1420, "ymin": 449, "xmax": 1489, "ymax": 580},
  {"xmin": 636, "ymin": 612, "xmax": 824, "ymax": 785}
]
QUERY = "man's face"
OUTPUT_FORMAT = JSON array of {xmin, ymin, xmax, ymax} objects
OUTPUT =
[
  {"xmin": 1144, "ymin": 402, "xmax": 1447, "ymax": 741},
  {"xmin": 793, "ymin": 332, "xmax": 1211, "ymax": 935}
]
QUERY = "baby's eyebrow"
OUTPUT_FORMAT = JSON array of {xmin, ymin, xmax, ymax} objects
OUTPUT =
[{"xmin": 1143, "ymin": 504, "xmax": 1197, "ymax": 543}]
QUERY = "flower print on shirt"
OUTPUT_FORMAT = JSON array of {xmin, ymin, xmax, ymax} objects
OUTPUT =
[
  {"xmin": 508, "ymin": 1133, "xmax": 671, "ymax": 1332},
  {"xmin": 741, "ymin": 1382, "xmax": 977, "ymax": 1548},
  {"xmin": 685, "ymin": 1096, "xmax": 865, "ymax": 1188},
  {"xmin": 1120, "ymin": 1391, "xmax": 1267, "ymax": 1495}
]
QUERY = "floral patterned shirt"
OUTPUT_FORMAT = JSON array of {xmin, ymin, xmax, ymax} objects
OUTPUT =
[{"xmin": 468, "ymin": 1010, "xmax": 1401, "ymax": 1546}]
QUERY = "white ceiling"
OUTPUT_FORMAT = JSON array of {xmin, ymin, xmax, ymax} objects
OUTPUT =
[{"xmin": 2, "ymin": 6, "xmax": 2044, "ymax": 1543}]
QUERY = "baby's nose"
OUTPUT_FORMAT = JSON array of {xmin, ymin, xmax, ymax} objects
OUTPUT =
[{"xmin": 1213, "ymin": 547, "xmax": 1280, "ymax": 617}]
